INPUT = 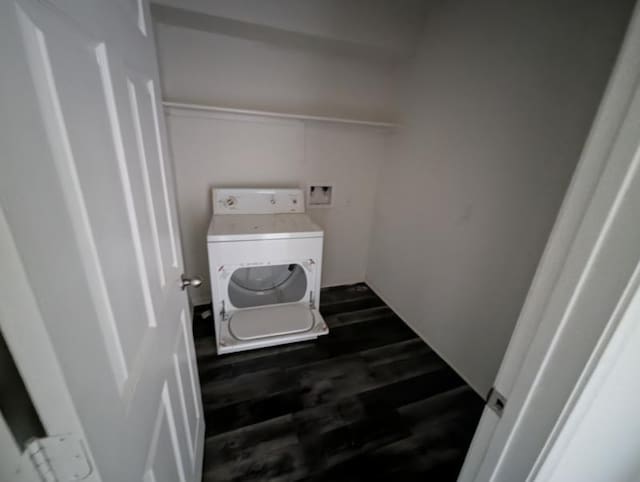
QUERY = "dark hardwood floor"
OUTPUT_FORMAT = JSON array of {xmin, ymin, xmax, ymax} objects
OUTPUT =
[{"xmin": 193, "ymin": 283, "xmax": 484, "ymax": 481}]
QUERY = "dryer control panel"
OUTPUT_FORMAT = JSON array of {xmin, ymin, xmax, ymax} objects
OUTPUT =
[{"xmin": 213, "ymin": 188, "xmax": 305, "ymax": 215}]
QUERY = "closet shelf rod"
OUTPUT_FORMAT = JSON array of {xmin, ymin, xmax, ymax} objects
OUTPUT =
[{"xmin": 162, "ymin": 101, "xmax": 396, "ymax": 128}]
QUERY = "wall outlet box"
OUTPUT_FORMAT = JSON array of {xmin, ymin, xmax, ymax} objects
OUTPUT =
[{"xmin": 308, "ymin": 185, "xmax": 333, "ymax": 207}]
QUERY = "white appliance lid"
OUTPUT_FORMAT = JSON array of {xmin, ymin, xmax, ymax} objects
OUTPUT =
[
  {"xmin": 228, "ymin": 304, "xmax": 315, "ymax": 341},
  {"xmin": 207, "ymin": 213, "xmax": 323, "ymax": 242}
]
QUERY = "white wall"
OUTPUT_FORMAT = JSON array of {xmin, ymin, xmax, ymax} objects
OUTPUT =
[
  {"xmin": 366, "ymin": 0, "xmax": 633, "ymax": 395},
  {"xmin": 166, "ymin": 108, "xmax": 387, "ymax": 304},
  {"xmin": 154, "ymin": 8, "xmax": 396, "ymax": 306},
  {"xmin": 155, "ymin": 23, "xmax": 402, "ymax": 122}
]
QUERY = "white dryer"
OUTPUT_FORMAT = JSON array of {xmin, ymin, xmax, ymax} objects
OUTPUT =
[{"xmin": 207, "ymin": 188, "xmax": 328, "ymax": 354}]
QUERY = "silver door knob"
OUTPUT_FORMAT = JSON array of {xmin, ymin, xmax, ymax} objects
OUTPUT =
[{"xmin": 180, "ymin": 275, "xmax": 202, "ymax": 290}]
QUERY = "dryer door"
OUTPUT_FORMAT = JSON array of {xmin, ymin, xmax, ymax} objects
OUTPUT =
[{"xmin": 229, "ymin": 304, "xmax": 316, "ymax": 341}]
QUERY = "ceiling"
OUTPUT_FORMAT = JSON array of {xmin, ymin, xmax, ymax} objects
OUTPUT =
[{"xmin": 151, "ymin": 0, "xmax": 431, "ymax": 63}]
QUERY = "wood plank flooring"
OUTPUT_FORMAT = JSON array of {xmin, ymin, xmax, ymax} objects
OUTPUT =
[{"xmin": 193, "ymin": 283, "xmax": 484, "ymax": 481}]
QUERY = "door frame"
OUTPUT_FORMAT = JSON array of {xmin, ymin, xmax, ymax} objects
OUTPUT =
[
  {"xmin": 531, "ymin": 249, "xmax": 640, "ymax": 481},
  {"xmin": 0, "ymin": 208, "xmax": 101, "ymax": 481},
  {"xmin": 459, "ymin": 3, "xmax": 640, "ymax": 481}
]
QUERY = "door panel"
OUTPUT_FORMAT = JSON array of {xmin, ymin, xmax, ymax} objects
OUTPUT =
[
  {"xmin": 173, "ymin": 309, "xmax": 203, "ymax": 471},
  {"xmin": 99, "ymin": 50, "xmax": 159, "ymax": 329},
  {"xmin": 127, "ymin": 74, "xmax": 179, "ymax": 284},
  {"xmin": 0, "ymin": 0, "xmax": 204, "ymax": 479},
  {"xmin": 145, "ymin": 383, "xmax": 187, "ymax": 482},
  {"xmin": 127, "ymin": 75, "xmax": 167, "ymax": 289},
  {"xmin": 16, "ymin": 4, "xmax": 142, "ymax": 390},
  {"xmin": 148, "ymin": 79, "xmax": 180, "ymax": 273}
]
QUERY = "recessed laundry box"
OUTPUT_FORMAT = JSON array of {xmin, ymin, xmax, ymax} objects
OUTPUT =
[{"xmin": 207, "ymin": 188, "xmax": 329, "ymax": 354}]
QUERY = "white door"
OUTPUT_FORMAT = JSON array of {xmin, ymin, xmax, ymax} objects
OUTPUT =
[
  {"xmin": 458, "ymin": 4, "xmax": 640, "ymax": 481},
  {"xmin": 0, "ymin": 0, "xmax": 204, "ymax": 480}
]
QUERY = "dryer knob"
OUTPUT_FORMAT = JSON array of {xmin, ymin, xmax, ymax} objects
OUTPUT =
[{"xmin": 223, "ymin": 196, "xmax": 237, "ymax": 208}]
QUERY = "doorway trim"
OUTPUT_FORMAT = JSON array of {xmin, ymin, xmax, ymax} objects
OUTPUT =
[{"xmin": 0, "ymin": 208, "xmax": 101, "ymax": 481}]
